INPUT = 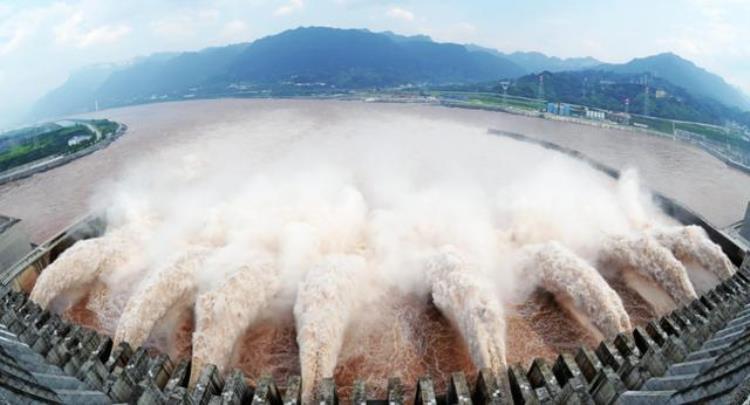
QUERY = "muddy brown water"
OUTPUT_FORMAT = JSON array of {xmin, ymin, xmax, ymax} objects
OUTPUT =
[{"xmin": 5, "ymin": 99, "xmax": 748, "ymax": 398}]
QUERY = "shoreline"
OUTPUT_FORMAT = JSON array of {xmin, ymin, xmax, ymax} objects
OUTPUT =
[
  {"xmin": 0, "ymin": 123, "xmax": 128, "ymax": 187},
  {"xmin": 56, "ymin": 93, "xmax": 750, "ymax": 176},
  {"xmin": 488, "ymin": 128, "xmax": 747, "ymax": 264},
  {"xmin": 438, "ymin": 99, "xmax": 750, "ymax": 176}
]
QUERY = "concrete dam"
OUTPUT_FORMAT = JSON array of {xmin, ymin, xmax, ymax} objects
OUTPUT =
[{"xmin": 2, "ymin": 123, "xmax": 750, "ymax": 403}]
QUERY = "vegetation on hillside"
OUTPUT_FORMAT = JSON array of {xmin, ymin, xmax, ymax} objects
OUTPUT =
[
  {"xmin": 486, "ymin": 71, "xmax": 750, "ymax": 128},
  {"xmin": 0, "ymin": 119, "xmax": 120, "ymax": 172},
  {"xmin": 36, "ymin": 27, "xmax": 747, "ymax": 125}
]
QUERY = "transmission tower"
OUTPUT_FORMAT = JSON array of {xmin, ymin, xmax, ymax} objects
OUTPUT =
[
  {"xmin": 500, "ymin": 81, "xmax": 510, "ymax": 105},
  {"xmin": 538, "ymin": 75, "xmax": 545, "ymax": 100},
  {"xmin": 643, "ymin": 75, "xmax": 650, "ymax": 116},
  {"xmin": 582, "ymin": 77, "xmax": 588, "ymax": 98}
]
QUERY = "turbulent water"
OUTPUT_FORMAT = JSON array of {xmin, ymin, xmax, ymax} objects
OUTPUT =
[
  {"xmin": 521, "ymin": 242, "xmax": 631, "ymax": 339},
  {"xmin": 9, "ymin": 99, "xmax": 745, "ymax": 399}
]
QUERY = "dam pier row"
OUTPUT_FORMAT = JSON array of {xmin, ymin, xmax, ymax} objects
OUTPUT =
[
  {"xmin": 0, "ymin": 224, "xmax": 750, "ymax": 403},
  {"xmin": 2, "ymin": 130, "xmax": 750, "ymax": 403}
]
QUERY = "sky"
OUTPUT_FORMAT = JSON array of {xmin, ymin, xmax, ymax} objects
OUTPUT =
[{"xmin": 1, "ymin": 0, "xmax": 749, "ymax": 126}]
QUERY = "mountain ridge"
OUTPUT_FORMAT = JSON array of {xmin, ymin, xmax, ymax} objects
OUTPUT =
[
  {"xmin": 32, "ymin": 26, "xmax": 749, "ymax": 120},
  {"xmin": 600, "ymin": 52, "xmax": 750, "ymax": 110}
]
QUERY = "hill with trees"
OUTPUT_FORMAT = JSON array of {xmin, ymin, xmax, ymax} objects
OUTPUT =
[
  {"xmin": 31, "ymin": 27, "xmax": 749, "ymax": 127},
  {"xmin": 499, "ymin": 70, "xmax": 750, "ymax": 127}
]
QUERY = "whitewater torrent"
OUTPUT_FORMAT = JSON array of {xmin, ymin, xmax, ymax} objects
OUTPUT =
[
  {"xmin": 25, "ymin": 109, "xmax": 738, "ymax": 398},
  {"xmin": 190, "ymin": 259, "xmax": 280, "ymax": 386},
  {"xmin": 294, "ymin": 255, "xmax": 368, "ymax": 401},
  {"xmin": 522, "ymin": 242, "xmax": 632, "ymax": 338},
  {"xmin": 114, "ymin": 248, "xmax": 208, "ymax": 347},
  {"xmin": 427, "ymin": 250, "xmax": 507, "ymax": 372},
  {"xmin": 599, "ymin": 234, "xmax": 698, "ymax": 305},
  {"xmin": 30, "ymin": 219, "xmax": 151, "ymax": 311},
  {"xmin": 651, "ymin": 225, "xmax": 736, "ymax": 280}
]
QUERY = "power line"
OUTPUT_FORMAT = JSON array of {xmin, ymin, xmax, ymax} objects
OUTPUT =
[
  {"xmin": 643, "ymin": 74, "xmax": 650, "ymax": 116},
  {"xmin": 538, "ymin": 74, "xmax": 545, "ymax": 100}
]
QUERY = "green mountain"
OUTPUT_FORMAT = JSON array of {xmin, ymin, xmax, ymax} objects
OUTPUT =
[
  {"xmin": 225, "ymin": 27, "xmax": 524, "ymax": 87},
  {"xmin": 465, "ymin": 45, "xmax": 602, "ymax": 73},
  {"xmin": 32, "ymin": 27, "xmax": 525, "ymax": 118},
  {"xmin": 601, "ymin": 53, "xmax": 750, "ymax": 110},
  {"xmin": 503, "ymin": 52, "xmax": 601, "ymax": 73},
  {"xmin": 31, "ymin": 27, "xmax": 749, "ymax": 123},
  {"xmin": 501, "ymin": 70, "xmax": 750, "ymax": 127},
  {"xmin": 33, "ymin": 64, "xmax": 117, "ymax": 116}
]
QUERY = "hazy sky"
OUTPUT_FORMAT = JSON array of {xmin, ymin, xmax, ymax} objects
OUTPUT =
[{"xmin": 1, "ymin": 0, "xmax": 749, "ymax": 126}]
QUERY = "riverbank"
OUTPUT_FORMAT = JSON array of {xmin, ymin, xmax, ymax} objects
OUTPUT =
[
  {"xmin": 0, "ymin": 123, "xmax": 127, "ymax": 186},
  {"xmin": 488, "ymin": 128, "xmax": 746, "ymax": 265},
  {"xmin": 437, "ymin": 98, "xmax": 750, "ymax": 176}
]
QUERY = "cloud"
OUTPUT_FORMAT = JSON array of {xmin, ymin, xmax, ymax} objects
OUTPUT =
[
  {"xmin": 220, "ymin": 20, "xmax": 250, "ymax": 41},
  {"xmin": 0, "ymin": 24, "xmax": 31, "ymax": 55},
  {"xmin": 386, "ymin": 6, "xmax": 414, "ymax": 22},
  {"xmin": 55, "ymin": 12, "xmax": 131, "ymax": 48},
  {"xmin": 0, "ymin": 4, "xmax": 59, "ymax": 55},
  {"xmin": 151, "ymin": 9, "xmax": 221, "ymax": 39},
  {"xmin": 78, "ymin": 24, "xmax": 131, "ymax": 47},
  {"xmin": 274, "ymin": 0, "xmax": 304, "ymax": 16}
]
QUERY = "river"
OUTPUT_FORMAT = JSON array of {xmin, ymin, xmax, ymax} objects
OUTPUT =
[
  {"xmin": 5, "ymin": 98, "xmax": 749, "ymax": 396},
  {"xmin": 1, "ymin": 99, "xmax": 747, "ymax": 244}
]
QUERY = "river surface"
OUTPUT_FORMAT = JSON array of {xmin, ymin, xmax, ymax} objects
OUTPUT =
[
  {"xmin": 1, "ymin": 99, "xmax": 747, "ymax": 244},
  {"xmin": 5, "ymin": 98, "xmax": 747, "ymax": 397}
]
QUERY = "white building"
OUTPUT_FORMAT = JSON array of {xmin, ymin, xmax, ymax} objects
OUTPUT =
[
  {"xmin": 585, "ymin": 109, "xmax": 606, "ymax": 120},
  {"xmin": 67, "ymin": 135, "xmax": 92, "ymax": 147}
]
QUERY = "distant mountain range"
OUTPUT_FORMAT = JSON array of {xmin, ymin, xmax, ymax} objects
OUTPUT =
[
  {"xmin": 33, "ymin": 26, "xmax": 750, "ymax": 121},
  {"xmin": 601, "ymin": 53, "xmax": 750, "ymax": 112},
  {"xmin": 464, "ymin": 45, "xmax": 603, "ymax": 73}
]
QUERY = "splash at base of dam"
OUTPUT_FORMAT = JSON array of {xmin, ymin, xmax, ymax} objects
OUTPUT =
[{"xmin": 4, "ymin": 113, "xmax": 745, "ymax": 402}]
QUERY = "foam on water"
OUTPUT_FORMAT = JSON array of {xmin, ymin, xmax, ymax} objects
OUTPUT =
[{"xmin": 25, "ymin": 109, "xmax": 735, "ymax": 397}]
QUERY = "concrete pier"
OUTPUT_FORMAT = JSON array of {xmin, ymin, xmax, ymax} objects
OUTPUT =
[
  {"xmin": 1, "ymin": 259, "xmax": 750, "ymax": 403},
  {"xmin": 2, "ymin": 132, "xmax": 750, "ymax": 402}
]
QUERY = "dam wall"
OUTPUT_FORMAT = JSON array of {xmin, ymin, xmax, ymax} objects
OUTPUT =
[
  {"xmin": 488, "ymin": 128, "xmax": 747, "ymax": 267},
  {"xmin": 1, "ymin": 132, "xmax": 750, "ymax": 403},
  {"xmin": 1, "ymin": 260, "xmax": 750, "ymax": 403}
]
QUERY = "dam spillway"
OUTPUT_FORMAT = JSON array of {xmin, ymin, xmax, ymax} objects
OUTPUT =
[
  {"xmin": 2, "ymin": 101, "xmax": 750, "ymax": 403},
  {"xmin": 3, "ymin": 141, "xmax": 750, "ymax": 403},
  {"xmin": 2, "ymin": 253, "xmax": 750, "ymax": 403}
]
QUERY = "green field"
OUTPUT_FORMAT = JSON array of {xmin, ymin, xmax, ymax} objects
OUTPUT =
[
  {"xmin": 0, "ymin": 119, "xmax": 120, "ymax": 173},
  {"xmin": 433, "ymin": 91, "xmax": 545, "ymax": 112},
  {"xmin": 630, "ymin": 116, "xmax": 675, "ymax": 134},
  {"xmin": 674, "ymin": 122, "xmax": 745, "ymax": 142}
]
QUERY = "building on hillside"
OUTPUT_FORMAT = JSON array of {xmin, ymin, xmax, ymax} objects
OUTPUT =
[
  {"xmin": 546, "ymin": 102, "xmax": 572, "ymax": 116},
  {"xmin": 67, "ymin": 135, "xmax": 93, "ymax": 147},
  {"xmin": 585, "ymin": 108, "xmax": 606, "ymax": 120}
]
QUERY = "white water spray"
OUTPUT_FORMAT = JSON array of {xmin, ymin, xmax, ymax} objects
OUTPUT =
[
  {"xmin": 427, "ymin": 250, "xmax": 506, "ymax": 371},
  {"xmin": 599, "ymin": 234, "xmax": 698, "ymax": 305},
  {"xmin": 294, "ymin": 255, "xmax": 369, "ymax": 400},
  {"xmin": 30, "ymin": 220, "xmax": 149, "ymax": 310},
  {"xmin": 25, "ymin": 107, "xmax": 736, "ymax": 397},
  {"xmin": 114, "ymin": 249, "xmax": 207, "ymax": 347},
  {"xmin": 522, "ymin": 242, "xmax": 632, "ymax": 337},
  {"xmin": 190, "ymin": 258, "xmax": 280, "ymax": 385},
  {"xmin": 651, "ymin": 225, "xmax": 735, "ymax": 279}
]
